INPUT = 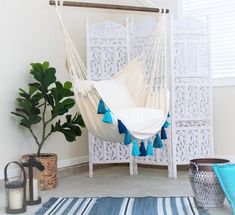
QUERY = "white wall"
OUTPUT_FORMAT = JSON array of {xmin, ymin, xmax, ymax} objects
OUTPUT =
[
  {"xmin": 2, "ymin": 0, "xmax": 232, "ymax": 178},
  {"xmin": 0, "ymin": 0, "xmax": 176, "ymax": 177},
  {"xmin": 213, "ymin": 87, "xmax": 235, "ymax": 159},
  {"xmin": 0, "ymin": 0, "xmax": 90, "ymax": 177}
]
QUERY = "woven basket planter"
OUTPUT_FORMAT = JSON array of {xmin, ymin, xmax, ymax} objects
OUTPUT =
[{"xmin": 22, "ymin": 153, "xmax": 57, "ymax": 190}]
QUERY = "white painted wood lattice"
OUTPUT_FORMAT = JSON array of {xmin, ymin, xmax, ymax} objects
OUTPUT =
[
  {"xmin": 171, "ymin": 18, "xmax": 213, "ymax": 177},
  {"xmin": 86, "ymin": 17, "xmax": 213, "ymax": 178},
  {"xmin": 86, "ymin": 20, "xmax": 133, "ymax": 178}
]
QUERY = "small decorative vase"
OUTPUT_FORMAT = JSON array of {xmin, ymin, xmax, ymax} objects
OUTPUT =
[{"xmin": 189, "ymin": 158, "xmax": 229, "ymax": 207}]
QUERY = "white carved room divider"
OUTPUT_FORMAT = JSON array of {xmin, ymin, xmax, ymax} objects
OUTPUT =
[
  {"xmin": 171, "ymin": 18, "xmax": 213, "ymax": 178},
  {"xmin": 86, "ymin": 20, "xmax": 133, "ymax": 178},
  {"xmin": 128, "ymin": 18, "xmax": 172, "ymax": 177},
  {"xmin": 86, "ymin": 17, "xmax": 213, "ymax": 178}
]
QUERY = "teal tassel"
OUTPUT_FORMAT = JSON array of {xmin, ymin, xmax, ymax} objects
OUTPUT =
[
  {"xmin": 139, "ymin": 141, "xmax": 147, "ymax": 156},
  {"xmin": 124, "ymin": 131, "xmax": 132, "ymax": 145},
  {"xmin": 167, "ymin": 112, "xmax": 171, "ymax": 118},
  {"xmin": 163, "ymin": 120, "xmax": 171, "ymax": 128},
  {"xmin": 102, "ymin": 108, "xmax": 112, "ymax": 123},
  {"xmin": 161, "ymin": 126, "xmax": 167, "ymax": 139},
  {"xmin": 118, "ymin": 120, "xmax": 127, "ymax": 134},
  {"xmin": 132, "ymin": 139, "xmax": 140, "ymax": 156},
  {"xmin": 147, "ymin": 139, "xmax": 154, "ymax": 156},
  {"xmin": 97, "ymin": 99, "xmax": 106, "ymax": 114},
  {"xmin": 153, "ymin": 133, "xmax": 163, "ymax": 148}
]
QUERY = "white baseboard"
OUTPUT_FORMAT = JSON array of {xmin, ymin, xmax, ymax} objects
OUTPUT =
[
  {"xmin": 0, "ymin": 156, "xmax": 89, "ymax": 180},
  {"xmin": 57, "ymin": 155, "xmax": 89, "ymax": 169}
]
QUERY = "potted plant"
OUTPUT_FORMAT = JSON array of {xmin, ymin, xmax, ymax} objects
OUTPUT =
[{"xmin": 11, "ymin": 62, "xmax": 85, "ymax": 190}]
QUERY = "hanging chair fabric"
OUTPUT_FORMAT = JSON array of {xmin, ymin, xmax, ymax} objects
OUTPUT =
[{"xmin": 54, "ymin": 3, "xmax": 170, "ymax": 142}]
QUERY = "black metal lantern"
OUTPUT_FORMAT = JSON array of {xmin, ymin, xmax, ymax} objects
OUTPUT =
[
  {"xmin": 22, "ymin": 157, "xmax": 44, "ymax": 205},
  {"xmin": 4, "ymin": 161, "xmax": 26, "ymax": 214}
]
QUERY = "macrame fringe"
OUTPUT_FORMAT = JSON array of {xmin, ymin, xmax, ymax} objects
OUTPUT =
[
  {"xmin": 102, "ymin": 108, "xmax": 112, "ymax": 123},
  {"xmin": 97, "ymin": 99, "xmax": 106, "ymax": 114},
  {"xmin": 118, "ymin": 120, "xmax": 127, "ymax": 134},
  {"xmin": 124, "ymin": 131, "xmax": 132, "ymax": 145},
  {"xmin": 147, "ymin": 139, "xmax": 154, "ymax": 156},
  {"xmin": 132, "ymin": 139, "xmax": 140, "ymax": 156},
  {"xmin": 161, "ymin": 126, "xmax": 167, "ymax": 139},
  {"xmin": 153, "ymin": 133, "xmax": 163, "ymax": 148},
  {"xmin": 139, "ymin": 141, "xmax": 147, "ymax": 156}
]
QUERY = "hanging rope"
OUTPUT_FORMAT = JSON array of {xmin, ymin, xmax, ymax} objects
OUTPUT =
[{"xmin": 53, "ymin": 1, "xmax": 170, "ymax": 142}]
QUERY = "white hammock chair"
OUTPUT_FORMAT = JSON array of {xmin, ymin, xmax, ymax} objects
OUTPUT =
[{"xmin": 54, "ymin": 3, "xmax": 170, "ymax": 154}]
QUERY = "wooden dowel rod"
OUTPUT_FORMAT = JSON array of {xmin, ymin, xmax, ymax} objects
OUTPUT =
[{"xmin": 49, "ymin": 1, "xmax": 169, "ymax": 13}]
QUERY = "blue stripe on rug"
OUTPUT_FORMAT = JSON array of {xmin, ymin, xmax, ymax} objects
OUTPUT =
[
  {"xmin": 88, "ymin": 197, "xmax": 123, "ymax": 215},
  {"xmin": 35, "ymin": 197, "xmax": 210, "ymax": 215},
  {"xmin": 61, "ymin": 198, "xmax": 79, "ymax": 215},
  {"xmin": 171, "ymin": 197, "xmax": 179, "ymax": 215},
  {"xmin": 132, "ymin": 197, "xmax": 157, "ymax": 215}
]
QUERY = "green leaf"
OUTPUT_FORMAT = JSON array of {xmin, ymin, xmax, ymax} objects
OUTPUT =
[
  {"xmin": 42, "ymin": 61, "xmax": 49, "ymax": 70},
  {"xmin": 73, "ymin": 113, "xmax": 85, "ymax": 127},
  {"xmin": 30, "ymin": 115, "xmax": 41, "ymax": 124},
  {"xmin": 20, "ymin": 118, "xmax": 31, "ymax": 128},
  {"xmin": 20, "ymin": 122, "xmax": 30, "ymax": 129},
  {"xmin": 70, "ymin": 125, "xmax": 82, "ymax": 136},
  {"xmin": 51, "ymin": 116, "xmax": 83, "ymax": 142},
  {"xmin": 32, "ymin": 107, "xmax": 40, "ymax": 115},
  {"xmin": 64, "ymin": 81, "xmax": 72, "ymax": 90},
  {"xmin": 55, "ymin": 81, "xmax": 63, "ymax": 89},
  {"xmin": 30, "ymin": 63, "xmax": 56, "ymax": 93},
  {"xmin": 30, "ymin": 63, "xmax": 45, "ymax": 85},
  {"xmin": 61, "ymin": 129, "xmax": 77, "ymax": 142},
  {"xmin": 29, "ymin": 82, "xmax": 41, "ymax": 88},
  {"xmin": 19, "ymin": 88, "xmax": 30, "ymax": 99},
  {"xmin": 11, "ymin": 112, "xmax": 28, "ymax": 120},
  {"xmin": 63, "ymin": 89, "xmax": 74, "ymax": 97},
  {"xmin": 66, "ymin": 114, "xmax": 72, "ymax": 123},
  {"xmin": 19, "ymin": 101, "xmax": 32, "ymax": 115},
  {"xmin": 15, "ymin": 108, "xmax": 28, "ymax": 115},
  {"xmin": 29, "ymin": 86, "xmax": 38, "ymax": 96},
  {"xmin": 43, "ymin": 67, "xmax": 56, "ymax": 88},
  {"xmin": 16, "ymin": 98, "xmax": 26, "ymax": 102},
  {"xmin": 31, "ymin": 63, "xmax": 44, "ymax": 73},
  {"xmin": 31, "ymin": 92, "xmax": 43, "ymax": 100},
  {"xmin": 50, "ymin": 81, "xmax": 74, "ymax": 104},
  {"xmin": 45, "ymin": 94, "xmax": 54, "ymax": 106},
  {"xmin": 61, "ymin": 98, "xmax": 75, "ymax": 110}
]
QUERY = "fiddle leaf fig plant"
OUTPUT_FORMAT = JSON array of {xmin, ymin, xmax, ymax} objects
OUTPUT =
[{"xmin": 11, "ymin": 62, "xmax": 85, "ymax": 156}]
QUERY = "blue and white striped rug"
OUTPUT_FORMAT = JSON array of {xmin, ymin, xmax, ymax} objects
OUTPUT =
[{"xmin": 35, "ymin": 197, "xmax": 209, "ymax": 215}]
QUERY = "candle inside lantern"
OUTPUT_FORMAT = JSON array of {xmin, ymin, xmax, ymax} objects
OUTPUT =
[
  {"xmin": 9, "ymin": 190, "xmax": 23, "ymax": 210},
  {"xmin": 26, "ymin": 178, "xmax": 39, "ymax": 201}
]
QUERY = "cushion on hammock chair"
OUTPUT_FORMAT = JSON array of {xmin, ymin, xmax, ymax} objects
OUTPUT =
[
  {"xmin": 117, "ymin": 107, "xmax": 164, "ymax": 132},
  {"xmin": 94, "ymin": 79, "xmax": 137, "ymax": 112},
  {"xmin": 94, "ymin": 78, "xmax": 165, "ymax": 139},
  {"xmin": 117, "ymin": 107, "xmax": 164, "ymax": 138}
]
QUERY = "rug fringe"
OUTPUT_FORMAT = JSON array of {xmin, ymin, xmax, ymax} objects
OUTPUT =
[{"xmin": 34, "ymin": 197, "xmax": 58, "ymax": 215}]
